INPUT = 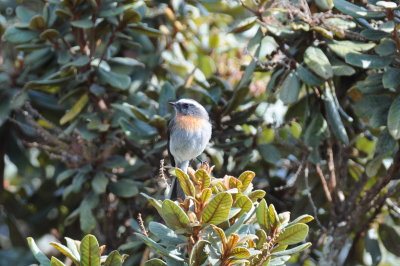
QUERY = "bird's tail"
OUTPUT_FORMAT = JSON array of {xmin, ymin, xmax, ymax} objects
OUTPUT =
[{"xmin": 169, "ymin": 161, "xmax": 189, "ymax": 200}]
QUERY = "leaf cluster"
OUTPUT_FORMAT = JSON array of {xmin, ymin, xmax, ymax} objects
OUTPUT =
[{"xmin": 137, "ymin": 165, "xmax": 313, "ymax": 265}]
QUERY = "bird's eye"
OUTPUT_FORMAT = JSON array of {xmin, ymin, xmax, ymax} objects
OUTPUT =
[{"xmin": 183, "ymin": 103, "xmax": 189, "ymax": 108}]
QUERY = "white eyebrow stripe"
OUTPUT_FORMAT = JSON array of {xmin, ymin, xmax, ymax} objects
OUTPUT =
[{"xmin": 177, "ymin": 98, "xmax": 202, "ymax": 108}]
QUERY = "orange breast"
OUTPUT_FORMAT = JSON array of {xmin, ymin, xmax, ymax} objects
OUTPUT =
[{"xmin": 175, "ymin": 114, "xmax": 206, "ymax": 131}]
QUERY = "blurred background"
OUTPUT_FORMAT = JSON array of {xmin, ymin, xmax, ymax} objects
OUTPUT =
[{"xmin": 0, "ymin": 0, "xmax": 400, "ymax": 265}]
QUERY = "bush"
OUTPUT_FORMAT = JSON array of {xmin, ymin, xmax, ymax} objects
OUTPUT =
[
  {"xmin": 1, "ymin": 0, "xmax": 400, "ymax": 265},
  {"xmin": 136, "ymin": 165, "xmax": 313, "ymax": 265},
  {"xmin": 27, "ymin": 234, "xmax": 127, "ymax": 265}
]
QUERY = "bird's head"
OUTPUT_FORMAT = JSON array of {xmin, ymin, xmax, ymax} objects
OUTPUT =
[{"xmin": 169, "ymin": 98, "xmax": 209, "ymax": 120}]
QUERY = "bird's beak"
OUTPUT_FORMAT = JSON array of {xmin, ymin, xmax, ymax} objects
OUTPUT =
[{"xmin": 169, "ymin": 101, "xmax": 176, "ymax": 106}]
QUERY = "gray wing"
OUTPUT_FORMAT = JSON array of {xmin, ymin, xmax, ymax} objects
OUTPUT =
[{"xmin": 167, "ymin": 118, "xmax": 175, "ymax": 167}]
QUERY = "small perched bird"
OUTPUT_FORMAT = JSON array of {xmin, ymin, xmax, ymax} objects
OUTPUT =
[{"xmin": 168, "ymin": 98, "xmax": 212, "ymax": 199}]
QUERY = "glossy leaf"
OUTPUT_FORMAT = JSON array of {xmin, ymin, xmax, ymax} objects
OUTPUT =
[
  {"xmin": 60, "ymin": 93, "xmax": 89, "ymax": 125},
  {"xmin": 109, "ymin": 179, "xmax": 139, "ymax": 198},
  {"xmin": 80, "ymin": 234, "xmax": 100, "ymax": 266},
  {"xmin": 345, "ymin": 53, "xmax": 392, "ymax": 69},
  {"xmin": 189, "ymin": 240, "xmax": 209, "ymax": 266},
  {"xmin": 104, "ymin": 250, "xmax": 123, "ymax": 266},
  {"xmin": 388, "ymin": 96, "xmax": 400, "ymax": 139},
  {"xmin": 175, "ymin": 168, "xmax": 195, "ymax": 197},
  {"xmin": 27, "ymin": 237, "xmax": 51, "ymax": 266},
  {"xmin": 161, "ymin": 200, "xmax": 190, "ymax": 230},
  {"xmin": 202, "ymin": 192, "xmax": 233, "ymax": 225},
  {"xmin": 279, "ymin": 72, "xmax": 301, "ymax": 104},
  {"xmin": 304, "ymin": 47, "xmax": 333, "ymax": 79},
  {"xmin": 276, "ymin": 223, "xmax": 309, "ymax": 245}
]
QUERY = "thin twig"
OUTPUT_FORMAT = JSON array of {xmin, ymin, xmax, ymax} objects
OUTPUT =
[
  {"xmin": 137, "ymin": 213, "xmax": 148, "ymax": 237},
  {"xmin": 315, "ymin": 165, "xmax": 332, "ymax": 203},
  {"xmin": 327, "ymin": 140, "xmax": 337, "ymax": 194},
  {"xmin": 304, "ymin": 164, "xmax": 327, "ymax": 231}
]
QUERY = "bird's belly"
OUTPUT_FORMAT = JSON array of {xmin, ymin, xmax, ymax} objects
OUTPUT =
[{"xmin": 170, "ymin": 126, "xmax": 210, "ymax": 163}]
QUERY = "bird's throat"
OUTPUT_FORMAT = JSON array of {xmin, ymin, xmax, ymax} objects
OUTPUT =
[{"xmin": 175, "ymin": 114, "xmax": 207, "ymax": 131}]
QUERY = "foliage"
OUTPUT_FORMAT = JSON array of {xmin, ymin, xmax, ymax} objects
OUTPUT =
[
  {"xmin": 27, "ymin": 234, "xmax": 127, "ymax": 266},
  {"xmin": 0, "ymin": 0, "xmax": 400, "ymax": 265},
  {"xmin": 137, "ymin": 164, "xmax": 313, "ymax": 265}
]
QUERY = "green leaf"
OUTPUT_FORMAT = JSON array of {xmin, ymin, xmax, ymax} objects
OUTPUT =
[
  {"xmin": 50, "ymin": 257, "xmax": 65, "ymax": 266},
  {"xmin": 230, "ymin": 16, "xmax": 258, "ymax": 33},
  {"xmin": 91, "ymin": 173, "xmax": 109, "ymax": 194},
  {"xmin": 80, "ymin": 204, "xmax": 96, "ymax": 233},
  {"xmin": 248, "ymin": 190, "xmax": 266, "ymax": 202},
  {"xmin": 3, "ymin": 27, "xmax": 38, "ymax": 43},
  {"xmin": 324, "ymin": 88, "xmax": 349, "ymax": 144},
  {"xmin": 304, "ymin": 47, "xmax": 332, "ymax": 79},
  {"xmin": 50, "ymin": 242, "xmax": 79, "ymax": 265},
  {"xmin": 256, "ymin": 199, "xmax": 270, "ymax": 232},
  {"xmin": 289, "ymin": 215, "xmax": 314, "ymax": 225},
  {"xmin": 140, "ymin": 193, "xmax": 163, "ymax": 214},
  {"xmin": 161, "ymin": 200, "xmax": 190, "ymax": 230},
  {"xmin": 366, "ymin": 155, "xmax": 384, "ymax": 177},
  {"xmin": 379, "ymin": 224, "xmax": 400, "ymax": 256},
  {"xmin": 230, "ymin": 247, "xmax": 251, "ymax": 259},
  {"xmin": 144, "ymin": 259, "xmax": 167, "ymax": 266},
  {"xmin": 189, "ymin": 240, "xmax": 209, "ymax": 266},
  {"xmin": 345, "ymin": 53, "xmax": 392, "ymax": 69},
  {"xmin": 195, "ymin": 169, "xmax": 211, "ymax": 190},
  {"xmin": 16, "ymin": 6, "xmax": 36, "ymax": 23},
  {"xmin": 361, "ymin": 29, "xmax": 390, "ymax": 41},
  {"xmin": 104, "ymin": 250, "xmax": 123, "ymax": 266},
  {"xmin": 238, "ymin": 171, "xmax": 255, "ymax": 192},
  {"xmin": 272, "ymin": 242, "xmax": 312, "ymax": 256},
  {"xmin": 29, "ymin": 15, "xmax": 46, "ymax": 30},
  {"xmin": 71, "ymin": 19, "xmax": 94, "ymax": 28},
  {"xmin": 98, "ymin": 68, "xmax": 131, "ymax": 90},
  {"xmin": 80, "ymin": 235, "xmax": 100, "ymax": 266},
  {"xmin": 334, "ymin": 0, "xmax": 385, "ymax": 18},
  {"xmin": 268, "ymin": 204, "xmax": 279, "ymax": 229},
  {"xmin": 159, "ymin": 82, "xmax": 176, "ymax": 116},
  {"xmin": 134, "ymin": 233, "xmax": 185, "ymax": 261},
  {"xmin": 60, "ymin": 93, "xmax": 89, "ymax": 125},
  {"xmin": 109, "ymin": 179, "xmax": 139, "ymax": 198},
  {"xmin": 201, "ymin": 188, "xmax": 212, "ymax": 203},
  {"xmin": 258, "ymin": 144, "xmax": 280, "ymax": 164},
  {"xmin": 276, "ymin": 223, "xmax": 309, "ymax": 245},
  {"xmin": 202, "ymin": 192, "xmax": 233, "ymax": 225},
  {"xmin": 148, "ymin": 222, "xmax": 185, "ymax": 246},
  {"xmin": 327, "ymin": 39, "xmax": 375, "ymax": 58},
  {"xmin": 26, "ymin": 237, "xmax": 51, "ymax": 266},
  {"xmin": 122, "ymin": 8, "xmax": 141, "ymax": 24},
  {"xmin": 174, "ymin": 168, "xmax": 195, "ymax": 196},
  {"xmin": 296, "ymin": 65, "xmax": 324, "ymax": 86},
  {"xmin": 376, "ymin": 1, "xmax": 397, "ymax": 8},
  {"xmin": 109, "ymin": 57, "xmax": 144, "ymax": 67},
  {"xmin": 279, "ymin": 72, "xmax": 301, "ymax": 104},
  {"xmin": 40, "ymin": 29, "xmax": 60, "ymax": 40},
  {"xmin": 383, "ymin": 68, "xmax": 400, "ymax": 89},
  {"xmin": 100, "ymin": 6, "xmax": 125, "ymax": 17},
  {"xmin": 65, "ymin": 237, "xmax": 80, "ymax": 261},
  {"xmin": 212, "ymin": 225, "xmax": 227, "ymax": 245},
  {"xmin": 388, "ymin": 96, "xmax": 400, "ymax": 139},
  {"xmin": 375, "ymin": 39, "xmax": 397, "ymax": 56},
  {"xmin": 315, "ymin": 0, "xmax": 333, "ymax": 10},
  {"xmin": 331, "ymin": 58, "xmax": 356, "ymax": 76},
  {"xmin": 119, "ymin": 117, "xmax": 157, "ymax": 140},
  {"xmin": 129, "ymin": 24, "xmax": 163, "ymax": 37},
  {"xmin": 234, "ymin": 195, "xmax": 253, "ymax": 218},
  {"xmin": 56, "ymin": 169, "xmax": 77, "ymax": 186}
]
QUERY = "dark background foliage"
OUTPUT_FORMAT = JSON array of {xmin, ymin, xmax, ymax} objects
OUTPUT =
[{"xmin": 0, "ymin": 0, "xmax": 400, "ymax": 265}]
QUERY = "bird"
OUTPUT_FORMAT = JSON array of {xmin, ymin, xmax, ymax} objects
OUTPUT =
[{"xmin": 167, "ymin": 98, "xmax": 212, "ymax": 200}]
